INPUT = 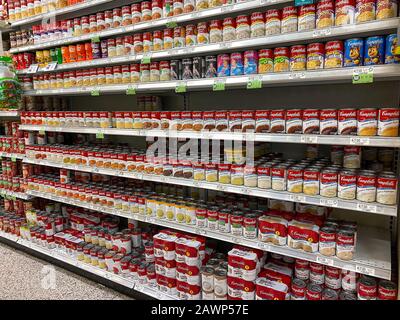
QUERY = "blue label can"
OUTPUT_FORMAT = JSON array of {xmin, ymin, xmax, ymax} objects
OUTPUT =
[
  {"xmin": 385, "ymin": 34, "xmax": 399, "ymax": 64},
  {"xmin": 344, "ymin": 38, "xmax": 364, "ymax": 67},
  {"xmin": 364, "ymin": 36, "xmax": 385, "ymax": 66}
]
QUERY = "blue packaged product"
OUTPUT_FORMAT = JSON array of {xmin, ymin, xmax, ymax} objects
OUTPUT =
[
  {"xmin": 217, "ymin": 54, "xmax": 230, "ymax": 77},
  {"xmin": 344, "ymin": 38, "xmax": 364, "ymax": 67},
  {"xmin": 364, "ymin": 36, "xmax": 385, "ymax": 66},
  {"xmin": 385, "ymin": 34, "xmax": 399, "ymax": 64},
  {"xmin": 244, "ymin": 50, "xmax": 258, "ymax": 75},
  {"xmin": 230, "ymin": 52, "xmax": 244, "ymax": 76}
]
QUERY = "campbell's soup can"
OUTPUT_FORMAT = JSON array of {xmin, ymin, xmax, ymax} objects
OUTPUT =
[
  {"xmin": 355, "ymin": 0, "xmax": 376, "ymax": 23},
  {"xmin": 291, "ymin": 278, "xmax": 307, "ymax": 300},
  {"xmin": 265, "ymin": 9, "xmax": 281, "ymax": 35},
  {"xmin": 358, "ymin": 276, "xmax": 377, "ymax": 300},
  {"xmin": 376, "ymin": 173, "xmax": 398, "ymax": 205},
  {"xmin": 357, "ymin": 171, "xmax": 377, "ymax": 202},
  {"xmin": 338, "ymin": 108, "xmax": 357, "ymax": 135},
  {"xmin": 338, "ymin": 169, "xmax": 357, "ymax": 200},
  {"xmin": 273, "ymin": 47, "xmax": 289, "ymax": 72},
  {"xmin": 378, "ymin": 280, "xmax": 398, "ymax": 300},
  {"xmin": 335, "ymin": 0, "xmax": 356, "ymax": 25},
  {"xmin": 258, "ymin": 49, "xmax": 273, "ymax": 74},
  {"xmin": 324, "ymin": 41, "xmax": 344, "ymax": 68},
  {"xmin": 306, "ymin": 43, "xmax": 325, "ymax": 69},
  {"xmin": 250, "ymin": 12, "xmax": 265, "ymax": 38},
  {"xmin": 378, "ymin": 108, "xmax": 399, "ymax": 137},
  {"xmin": 298, "ymin": 4, "xmax": 316, "ymax": 31},
  {"xmin": 197, "ymin": 22, "xmax": 209, "ymax": 44},
  {"xmin": 306, "ymin": 283, "xmax": 323, "ymax": 300},
  {"xmin": 316, "ymin": 0, "xmax": 335, "ymax": 29},
  {"xmin": 290, "ymin": 45, "xmax": 306, "ymax": 71},
  {"xmin": 281, "ymin": 6, "xmax": 298, "ymax": 34},
  {"xmin": 357, "ymin": 108, "xmax": 378, "ymax": 136}
]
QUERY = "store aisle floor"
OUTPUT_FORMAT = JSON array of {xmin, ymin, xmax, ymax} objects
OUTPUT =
[{"xmin": 0, "ymin": 242, "xmax": 132, "ymax": 300}]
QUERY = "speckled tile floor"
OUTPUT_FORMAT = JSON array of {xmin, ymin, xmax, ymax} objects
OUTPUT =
[{"xmin": 0, "ymin": 241, "xmax": 133, "ymax": 300}]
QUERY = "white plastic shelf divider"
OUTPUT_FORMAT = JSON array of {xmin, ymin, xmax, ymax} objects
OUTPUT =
[
  {"xmin": 23, "ymin": 65, "xmax": 400, "ymax": 96},
  {"xmin": 0, "ymin": 230, "xmax": 177, "ymax": 300},
  {"xmin": 23, "ymin": 158, "xmax": 398, "ymax": 216},
  {"xmin": 8, "ymin": 0, "xmax": 117, "ymax": 28},
  {"xmin": 0, "ymin": 190, "xmax": 34, "ymax": 200},
  {"xmin": 19, "ymin": 124, "xmax": 400, "ymax": 148},
  {"xmin": 0, "ymin": 111, "xmax": 19, "ymax": 117},
  {"xmin": 16, "ymin": 18, "xmax": 400, "ymax": 75},
  {"xmin": 0, "ymin": 152, "xmax": 26, "ymax": 160},
  {"xmin": 25, "ymin": 190, "xmax": 392, "ymax": 280},
  {"xmin": 9, "ymin": 0, "xmax": 291, "ymax": 53}
]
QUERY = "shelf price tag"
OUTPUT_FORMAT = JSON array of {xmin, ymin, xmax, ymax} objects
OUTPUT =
[
  {"xmin": 91, "ymin": 89, "xmax": 100, "ymax": 96},
  {"xmin": 141, "ymin": 53, "xmax": 152, "ymax": 64},
  {"xmin": 11, "ymin": 157, "xmax": 17, "ymax": 162},
  {"xmin": 126, "ymin": 86, "xmax": 136, "ymax": 95},
  {"xmin": 349, "ymin": 136, "xmax": 370, "ymax": 145},
  {"xmin": 44, "ymin": 62, "xmax": 57, "ymax": 71},
  {"xmin": 356, "ymin": 203, "xmax": 377, "ymax": 213},
  {"xmin": 175, "ymin": 82, "xmax": 187, "ymax": 93},
  {"xmin": 91, "ymin": 35, "xmax": 100, "ymax": 43},
  {"xmin": 247, "ymin": 76, "xmax": 262, "ymax": 89},
  {"xmin": 213, "ymin": 79, "xmax": 226, "ymax": 91},
  {"xmin": 166, "ymin": 20, "xmax": 178, "ymax": 28},
  {"xmin": 96, "ymin": 132, "xmax": 104, "ymax": 139},
  {"xmin": 352, "ymin": 67, "xmax": 373, "ymax": 84},
  {"xmin": 39, "ymin": 130, "xmax": 45, "ymax": 135},
  {"xmin": 320, "ymin": 198, "xmax": 338, "ymax": 207},
  {"xmin": 316, "ymin": 256, "xmax": 334, "ymax": 266},
  {"xmin": 27, "ymin": 64, "xmax": 39, "ymax": 73},
  {"xmin": 294, "ymin": 0, "xmax": 314, "ymax": 6},
  {"xmin": 355, "ymin": 265, "xmax": 375, "ymax": 276}
]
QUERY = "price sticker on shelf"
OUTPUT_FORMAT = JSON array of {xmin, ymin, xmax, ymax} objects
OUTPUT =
[
  {"xmin": 141, "ymin": 53, "xmax": 152, "ymax": 64},
  {"xmin": 319, "ymin": 198, "xmax": 338, "ymax": 207},
  {"xmin": 126, "ymin": 86, "xmax": 136, "ymax": 95},
  {"xmin": 44, "ymin": 61, "xmax": 57, "ymax": 71},
  {"xmin": 349, "ymin": 136, "xmax": 370, "ymax": 145},
  {"xmin": 11, "ymin": 157, "xmax": 16, "ymax": 162},
  {"xmin": 221, "ymin": 5, "xmax": 233, "ymax": 12},
  {"xmin": 356, "ymin": 203, "xmax": 377, "ymax": 213},
  {"xmin": 300, "ymin": 135, "xmax": 318, "ymax": 144},
  {"xmin": 231, "ymin": 237, "xmax": 242, "ymax": 244},
  {"xmin": 196, "ymin": 228, "xmax": 207, "ymax": 236},
  {"xmin": 175, "ymin": 82, "xmax": 187, "ymax": 93},
  {"xmin": 352, "ymin": 67, "xmax": 374, "ymax": 84},
  {"xmin": 216, "ymin": 184, "xmax": 226, "ymax": 191},
  {"xmin": 247, "ymin": 76, "xmax": 262, "ymax": 89},
  {"xmin": 355, "ymin": 265, "xmax": 375, "ymax": 276},
  {"xmin": 91, "ymin": 89, "xmax": 100, "ymax": 96},
  {"xmin": 96, "ymin": 132, "xmax": 104, "ymax": 139},
  {"xmin": 11, "ymin": 196, "xmax": 16, "ymax": 201},
  {"xmin": 27, "ymin": 64, "xmax": 39, "ymax": 73},
  {"xmin": 257, "ymin": 242, "xmax": 269, "ymax": 250},
  {"xmin": 213, "ymin": 79, "xmax": 226, "ymax": 91},
  {"xmin": 91, "ymin": 35, "xmax": 100, "ymax": 43},
  {"xmin": 166, "ymin": 20, "xmax": 178, "ymax": 28},
  {"xmin": 294, "ymin": 0, "xmax": 314, "ymax": 6},
  {"xmin": 39, "ymin": 130, "xmax": 45, "ymax": 135},
  {"xmin": 316, "ymin": 256, "xmax": 334, "ymax": 266}
]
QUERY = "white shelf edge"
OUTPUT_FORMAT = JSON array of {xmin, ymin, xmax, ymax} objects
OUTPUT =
[
  {"xmin": 16, "ymin": 18, "xmax": 400, "ymax": 75},
  {"xmin": 0, "ymin": 111, "xmax": 20, "ymax": 117},
  {"xmin": 0, "ymin": 152, "xmax": 26, "ymax": 160},
  {"xmin": 23, "ymin": 158, "xmax": 398, "ymax": 217},
  {"xmin": 24, "ymin": 190, "xmax": 392, "ymax": 280},
  {"xmin": 0, "ymin": 230, "xmax": 178, "ymax": 300},
  {"xmin": 0, "ymin": 190, "xmax": 34, "ymax": 200},
  {"xmin": 23, "ymin": 65, "xmax": 400, "ymax": 96},
  {"xmin": 18, "ymin": 125, "xmax": 400, "ymax": 148},
  {"xmin": 10, "ymin": 0, "xmax": 291, "ymax": 53}
]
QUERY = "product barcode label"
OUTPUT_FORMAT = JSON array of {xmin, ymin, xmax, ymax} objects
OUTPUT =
[
  {"xmin": 316, "ymin": 256, "xmax": 334, "ymax": 266},
  {"xmin": 355, "ymin": 265, "xmax": 375, "ymax": 276}
]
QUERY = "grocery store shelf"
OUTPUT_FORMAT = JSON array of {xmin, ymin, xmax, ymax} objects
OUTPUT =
[
  {"xmin": 0, "ymin": 230, "xmax": 177, "ymax": 300},
  {"xmin": 23, "ymin": 65, "xmax": 400, "ymax": 96},
  {"xmin": 16, "ymin": 18, "xmax": 400, "ymax": 75},
  {"xmin": 19, "ymin": 124, "xmax": 400, "ymax": 147},
  {"xmin": 23, "ymin": 158, "xmax": 398, "ymax": 216},
  {"xmin": 0, "ymin": 152, "xmax": 25, "ymax": 160},
  {"xmin": 8, "ymin": 0, "xmax": 117, "ymax": 28},
  {"xmin": 25, "ymin": 190, "xmax": 393, "ymax": 280},
  {"xmin": 9, "ymin": 0, "xmax": 291, "ymax": 54},
  {"xmin": 0, "ymin": 111, "xmax": 19, "ymax": 117},
  {"xmin": 0, "ymin": 189, "xmax": 34, "ymax": 200}
]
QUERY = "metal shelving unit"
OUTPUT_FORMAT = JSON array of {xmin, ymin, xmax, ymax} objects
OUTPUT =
[
  {"xmin": 19, "ymin": 124, "xmax": 400, "ymax": 147},
  {"xmin": 15, "ymin": 18, "xmax": 400, "ymax": 75},
  {"xmin": 0, "ymin": 189, "xmax": 34, "ymax": 200},
  {"xmin": 23, "ymin": 65, "xmax": 400, "ymax": 95},
  {"xmin": 23, "ymin": 158, "xmax": 398, "ymax": 216},
  {"xmin": 0, "ymin": 111, "xmax": 19, "ymax": 117},
  {"xmin": 25, "ymin": 190, "xmax": 392, "ymax": 280},
  {"xmin": 0, "ymin": 230, "xmax": 177, "ymax": 300}
]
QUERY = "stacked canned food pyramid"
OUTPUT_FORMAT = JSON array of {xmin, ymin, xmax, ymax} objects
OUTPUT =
[{"xmin": 0, "ymin": 0, "xmax": 400, "ymax": 300}]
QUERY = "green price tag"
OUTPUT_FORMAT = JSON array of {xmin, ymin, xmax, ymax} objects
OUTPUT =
[
  {"xmin": 39, "ymin": 130, "xmax": 45, "ymax": 135},
  {"xmin": 213, "ymin": 80, "xmax": 226, "ymax": 91},
  {"xmin": 352, "ymin": 69, "xmax": 374, "ymax": 84},
  {"xmin": 247, "ymin": 77, "xmax": 262, "ymax": 89},
  {"xmin": 96, "ymin": 132, "xmax": 104, "ymax": 139},
  {"xmin": 91, "ymin": 89, "xmax": 100, "ymax": 96},
  {"xmin": 166, "ymin": 21, "xmax": 178, "ymax": 28},
  {"xmin": 11, "ymin": 196, "xmax": 16, "ymax": 201},
  {"xmin": 11, "ymin": 157, "xmax": 16, "ymax": 162},
  {"xmin": 141, "ymin": 54, "xmax": 151, "ymax": 64},
  {"xmin": 294, "ymin": 0, "xmax": 313, "ymax": 6},
  {"xmin": 126, "ymin": 86, "xmax": 136, "ymax": 95},
  {"xmin": 175, "ymin": 82, "xmax": 187, "ymax": 93},
  {"xmin": 91, "ymin": 36, "xmax": 100, "ymax": 43}
]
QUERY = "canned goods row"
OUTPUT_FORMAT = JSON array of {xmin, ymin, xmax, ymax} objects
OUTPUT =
[
  {"xmin": 0, "ymin": 136, "xmax": 25, "ymax": 154},
  {"xmin": 1, "ymin": 198, "xmax": 31, "ymax": 214},
  {"xmin": 20, "ymin": 107, "xmax": 400, "ymax": 138},
  {"xmin": 0, "ymin": 174, "xmax": 26, "ymax": 193},
  {"xmin": 7, "ymin": 0, "xmax": 79, "ymax": 22}
]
